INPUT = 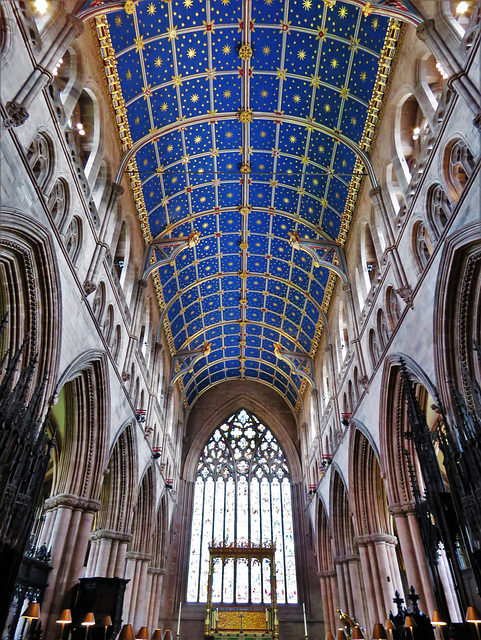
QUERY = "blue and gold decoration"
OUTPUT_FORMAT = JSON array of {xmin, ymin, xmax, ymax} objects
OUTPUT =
[{"xmin": 92, "ymin": 0, "xmax": 402, "ymax": 411}]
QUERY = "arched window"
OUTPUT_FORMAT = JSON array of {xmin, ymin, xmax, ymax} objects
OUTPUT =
[
  {"xmin": 413, "ymin": 221, "xmax": 433, "ymax": 271},
  {"xmin": 369, "ymin": 329, "xmax": 381, "ymax": 368},
  {"xmin": 48, "ymin": 178, "xmax": 69, "ymax": 227},
  {"xmin": 444, "ymin": 139, "xmax": 475, "ymax": 200},
  {"xmin": 377, "ymin": 308, "xmax": 390, "ymax": 350},
  {"xmin": 427, "ymin": 184, "xmax": 452, "ymax": 238},
  {"xmin": 65, "ymin": 216, "xmax": 81, "ymax": 264},
  {"xmin": 187, "ymin": 409, "xmax": 298, "ymax": 605},
  {"xmin": 26, "ymin": 133, "xmax": 52, "ymax": 189},
  {"xmin": 386, "ymin": 287, "xmax": 401, "ymax": 331}
]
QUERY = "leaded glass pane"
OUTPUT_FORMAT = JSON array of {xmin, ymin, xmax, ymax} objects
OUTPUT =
[{"xmin": 186, "ymin": 408, "xmax": 298, "ymax": 604}]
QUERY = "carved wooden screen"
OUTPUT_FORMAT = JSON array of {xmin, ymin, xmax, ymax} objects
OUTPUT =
[{"xmin": 187, "ymin": 409, "xmax": 297, "ymax": 604}]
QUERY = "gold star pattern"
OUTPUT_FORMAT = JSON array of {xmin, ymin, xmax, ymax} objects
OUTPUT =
[
  {"xmin": 126, "ymin": 70, "xmax": 132, "ymax": 80},
  {"xmin": 134, "ymin": 37, "xmax": 145, "ymax": 52},
  {"xmin": 167, "ymin": 144, "xmax": 174, "ymax": 152},
  {"xmin": 183, "ymin": 0, "xmax": 193, "ymax": 6},
  {"xmin": 339, "ymin": 6, "xmax": 347, "ymax": 18},
  {"xmin": 161, "ymin": 102, "xmax": 168, "ymax": 111},
  {"xmin": 172, "ymin": 75, "xmax": 183, "ymax": 86},
  {"xmin": 331, "ymin": 58, "xmax": 338, "ymax": 69},
  {"xmin": 289, "ymin": 135, "xmax": 297, "ymax": 143},
  {"xmin": 224, "ymin": 90, "xmax": 231, "ymax": 98},
  {"xmin": 303, "ymin": 0, "xmax": 312, "ymax": 8},
  {"xmin": 191, "ymin": 93, "xmax": 199, "ymax": 102},
  {"xmin": 351, "ymin": 117, "xmax": 357, "ymax": 125},
  {"xmin": 294, "ymin": 94, "xmax": 301, "ymax": 103},
  {"xmin": 155, "ymin": 57, "xmax": 162, "ymax": 67},
  {"xmin": 340, "ymin": 86, "xmax": 350, "ymax": 98},
  {"xmin": 360, "ymin": 71, "xmax": 367, "ymax": 81},
  {"xmin": 147, "ymin": 2, "xmax": 156, "ymax": 14},
  {"xmin": 310, "ymin": 75, "xmax": 320, "ymax": 88},
  {"xmin": 372, "ymin": 17, "xmax": 379, "ymax": 30},
  {"xmin": 261, "ymin": 89, "xmax": 268, "ymax": 97},
  {"xmin": 298, "ymin": 50, "xmax": 306, "ymax": 60},
  {"xmin": 194, "ymin": 136, "xmax": 202, "ymax": 144},
  {"xmin": 187, "ymin": 48, "xmax": 196, "ymax": 59},
  {"xmin": 324, "ymin": 104, "xmax": 331, "ymax": 112},
  {"xmin": 115, "ymin": 16, "xmax": 121, "ymax": 27},
  {"xmin": 223, "ymin": 45, "xmax": 231, "ymax": 55},
  {"xmin": 263, "ymin": 46, "xmax": 271, "ymax": 55},
  {"xmin": 276, "ymin": 67, "xmax": 287, "ymax": 80}
]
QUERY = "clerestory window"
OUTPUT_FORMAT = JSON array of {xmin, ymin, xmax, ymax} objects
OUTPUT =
[{"xmin": 187, "ymin": 408, "xmax": 298, "ymax": 605}]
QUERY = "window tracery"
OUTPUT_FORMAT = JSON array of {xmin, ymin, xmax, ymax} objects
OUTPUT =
[
  {"xmin": 187, "ymin": 409, "xmax": 297, "ymax": 605},
  {"xmin": 427, "ymin": 184, "xmax": 452, "ymax": 238}
]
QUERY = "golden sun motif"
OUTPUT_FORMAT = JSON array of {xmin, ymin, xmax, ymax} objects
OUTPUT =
[
  {"xmin": 263, "ymin": 46, "xmax": 271, "ymax": 55},
  {"xmin": 331, "ymin": 58, "xmax": 338, "ymax": 68},
  {"xmin": 261, "ymin": 89, "xmax": 268, "ymax": 97},
  {"xmin": 191, "ymin": 93, "xmax": 199, "ymax": 102},
  {"xmin": 223, "ymin": 45, "xmax": 231, "ymax": 55},
  {"xmin": 224, "ymin": 90, "xmax": 232, "ymax": 98},
  {"xmin": 293, "ymin": 94, "xmax": 301, "ymax": 103},
  {"xmin": 147, "ymin": 2, "xmax": 156, "ymax": 15},
  {"xmin": 155, "ymin": 57, "xmax": 162, "ymax": 67},
  {"xmin": 161, "ymin": 102, "xmax": 168, "ymax": 111},
  {"xmin": 187, "ymin": 48, "xmax": 196, "ymax": 59},
  {"xmin": 303, "ymin": 0, "xmax": 312, "ymax": 8},
  {"xmin": 297, "ymin": 50, "xmax": 306, "ymax": 60}
]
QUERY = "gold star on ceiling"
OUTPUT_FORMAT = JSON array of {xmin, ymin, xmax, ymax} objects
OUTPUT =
[
  {"xmin": 187, "ymin": 48, "xmax": 196, "ymax": 58},
  {"xmin": 263, "ymin": 46, "xmax": 271, "ymax": 55},
  {"xmin": 293, "ymin": 94, "xmax": 301, "ymax": 103},
  {"xmin": 184, "ymin": 0, "xmax": 193, "ymax": 6},
  {"xmin": 126, "ymin": 70, "xmax": 132, "ymax": 80},
  {"xmin": 191, "ymin": 94, "xmax": 199, "ymax": 102},
  {"xmin": 115, "ymin": 16, "xmax": 121, "ymax": 26},
  {"xmin": 360, "ymin": 71, "xmax": 367, "ymax": 81},
  {"xmin": 135, "ymin": 36, "xmax": 145, "ymax": 52},
  {"xmin": 276, "ymin": 67, "xmax": 287, "ymax": 80},
  {"xmin": 331, "ymin": 58, "xmax": 338, "ymax": 68},
  {"xmin": 339, "ymin": 6, "xmax": 348, "ymax": 18},
  {"xmin": 155, "ymin": 57, "xmax": 162, "ymax": 67},
  {"xmin": 303, "ymin": 0, "xmax": 312, "ymax": 8},
  {"xmin": 224, "ymin": 90, "xmax": 231, "ymax": 98},
  {"xmin": 223, "ymin": 45, "xmax": 231, "ymax": 55},
  {"xmin": 372, "ymin": 17, "xmax": 379, "ymax": 29},
  {"xmin": 147, "ymin": 2, "xmax": 156, "ymax": 15},
  {"xmin": 261, "ymin": 89, "xmax": 268, "ymax": 97},
  {"xmin": 298, "ymin": 50, "xmax": 306, "ymax": 60},
  {"xmin": 167, "ymin": 144, "xmax": 174, "ymax": 152},
  {"xmin": 161, "ymin": 102, "xmax": 168, "ymax": 111}
]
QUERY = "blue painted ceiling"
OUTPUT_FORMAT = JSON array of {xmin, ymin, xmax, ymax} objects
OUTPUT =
[{"xmin": 94, "ymin": 0, "xmax": 397, "ymax": 410}]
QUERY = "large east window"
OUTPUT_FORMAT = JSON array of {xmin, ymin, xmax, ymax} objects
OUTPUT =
[{"xmin": 187, "ymin": 409, "xmax": 298, "ymax": 604}]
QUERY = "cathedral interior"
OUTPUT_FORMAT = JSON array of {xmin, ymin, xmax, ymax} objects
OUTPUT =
[{"xmin": 0, "ymin": 0, "xmax": 480, "ymax": 639}]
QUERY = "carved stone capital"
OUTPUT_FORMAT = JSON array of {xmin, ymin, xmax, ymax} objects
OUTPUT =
[
  {"xmin": 44, "ymin": 493, "xmax": 101, "ymax": 513},
  {"xmin": 354, "ymin": 533, "xmax": 398, "ymax": 547},
  {"xmin": 396, "ymin": 285, "xmax": 414, "ymax": 309},
  {"xmin": 359, "ymin": 375, "xmax": 369, "ymax": 391},
  {"xmin": 111, "ymin": 182, "xmax": 125, "ymax": 198},
  {"xmin": 334, "ymin": 554, "xmax": 360, "ymax": 565},
  {"xmin": 388, "ymin": 501, "xmax": 416, "ymax": 517},
  {"xmin": 90, "ymin": 529, "xmax": 132, "ymax": 544},
  {"xmin": 125, "ymin": 551, "xmax": 152, "ymax": 562},
  {"xmin": 342, "ymin": 282, "xmax": 351, "ymax": 292},
  {"xmin": 83, "ymin": 280, "xmax": 97, "ymax": 296},
  {"xmin": 369, "ymin": 186, "xmax": 382, "ymax": 199},
  {"xmin": 318, "ymin": 570, "xmax": 336, "ymax": 579},
  {"xmin": 416, "ymin": 19, "xmax": 435, "ymax": 43},
  {"xmin": 122, "ymin": 371, "xmax": 131, "ymax": 382},
  {"xmin": 3, "ymin": 101, "xmax": 29, "ymax": 128},
  {"xmin": 66, "ymin": 13, "xmax": 85, "ymax": 38},
  {"xmin": 147, "ymin": 567, "xmax": 165, "ymax": 575},
  {"xmin": 138, "ymin": 279, "xmax": 148, "ymax": 289}
]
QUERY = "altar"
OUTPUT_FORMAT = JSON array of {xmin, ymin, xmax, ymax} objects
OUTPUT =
[{"xmin": 204, "ymin": 542, "xmax": 279, "ymax": 640}]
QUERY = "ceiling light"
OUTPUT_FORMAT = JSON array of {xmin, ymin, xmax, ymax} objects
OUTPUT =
[
  {"xmin": 34, "ymin": 0, "xmax": 48, "ymax": 14},
  {"xmin": 456, "ymin": 2, "xmax": 469, "ymax": 14}
]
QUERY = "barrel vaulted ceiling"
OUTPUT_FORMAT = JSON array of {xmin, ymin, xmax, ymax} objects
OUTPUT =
[{"xmin": 89, "ymin": 0, "xmax": 411, "ymax": 411}]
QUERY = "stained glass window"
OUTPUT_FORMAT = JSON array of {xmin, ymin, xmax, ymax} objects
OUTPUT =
[{"xmin": 187, "ymin": 409, "xmax": 298, "ymax": 604}]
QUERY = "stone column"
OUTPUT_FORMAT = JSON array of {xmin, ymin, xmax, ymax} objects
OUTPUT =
[
  {"xmin": 318, "ymin": 569, "xmax": 338, "ymax": 633},
  {"xmin": 369, "ymin": 186, "xmax": 413, "ymax": 308},
  {"xmin": 416, "ymin": 19, "xmax": 481, "ymax": 126},
  {"xmin": 389, "ymin": 503, "xmax": 436, "ymax": 615},
  {"xmin": 39, "ymin": 494, "xmax": 101, "ymax": 636},
  {"xmin": 4, "ymin": 14, "xmax": 84, "ymax": 128},
  {"xmin": 83, "ymin": 183, "xmax": 125, "ymax": 296},
  {"xmin": 346, "ymin": 555, "xmax": 367, "ymax": 630},
  {"xmin": 122, "ymin": 552, "xmax": 152, "ymax": 626},
  {"xmin": 342, "ymin": 282, "xmax": 368, "ymax": 387},
  {"xmin": 86, "ymin": 529, "xmax": 132, "ymax": 578},
  {"xmin": 147, "ymin": 567, "xmax": 166, "ymax": 630},
  {"xmin": 122, "ymin": 280, "xmax": 148, "ymax": 381}
]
